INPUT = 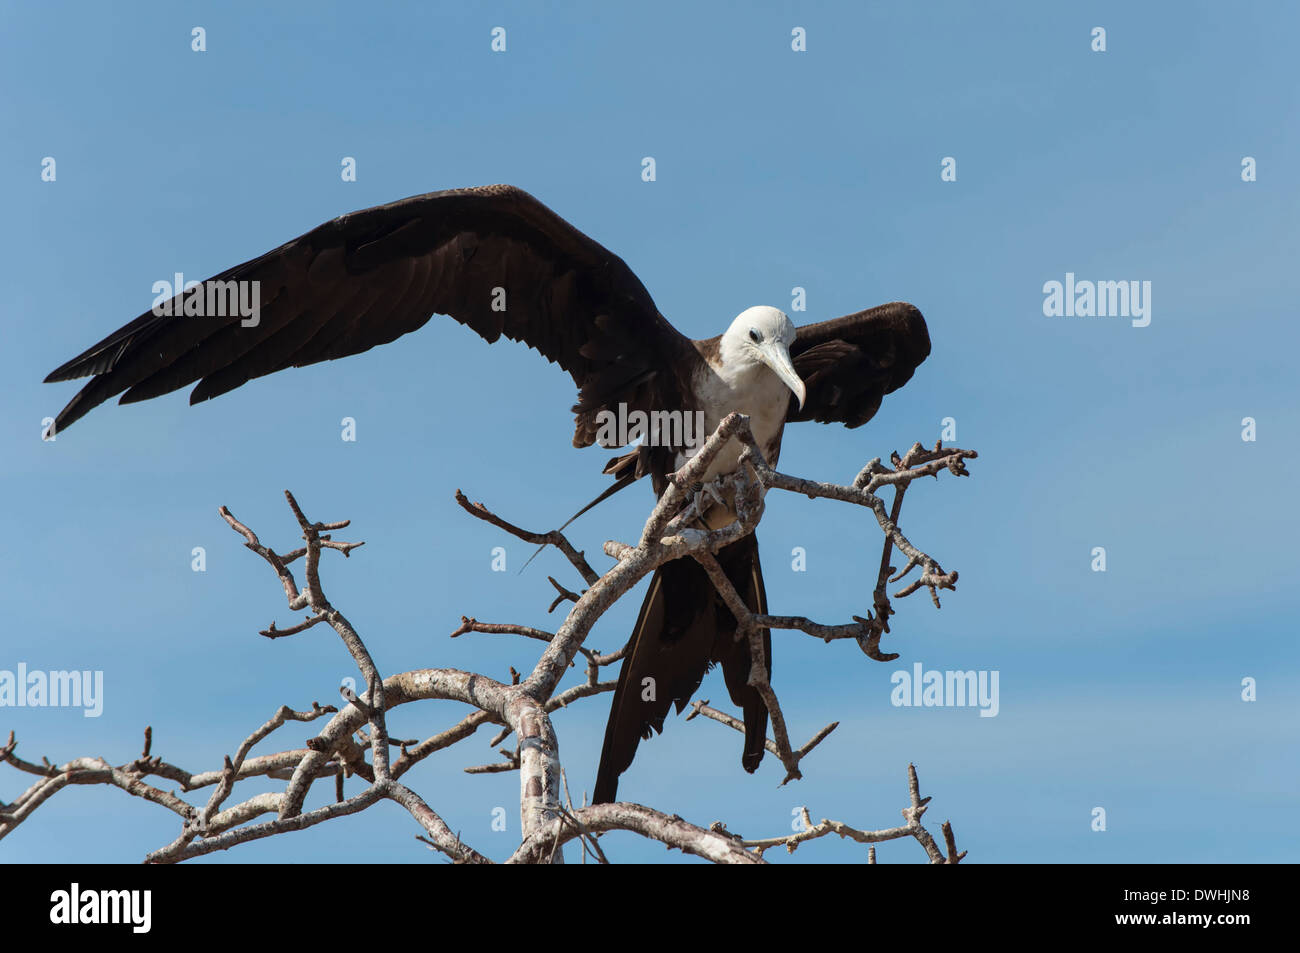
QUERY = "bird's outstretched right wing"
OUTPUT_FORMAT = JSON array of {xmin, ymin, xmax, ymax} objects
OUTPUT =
[{"xmin": 44, "ymin": 185, "xmax": 697, "ymax": 442}]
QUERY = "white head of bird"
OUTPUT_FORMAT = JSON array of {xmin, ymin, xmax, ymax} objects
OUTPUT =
[{"xmin": 718, "ymin": 305, "xmax": 806, "ymax": 410}]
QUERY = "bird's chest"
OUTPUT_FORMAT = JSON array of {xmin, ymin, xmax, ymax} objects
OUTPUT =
[{"xmin": 682, "ymin": 368, "xmax": 789, "ymax": 480}]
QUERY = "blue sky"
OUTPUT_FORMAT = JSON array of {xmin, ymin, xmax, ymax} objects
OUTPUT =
[{"xmin": 2, "ymin": 1, "xmax": 1296, "ymax": 863}]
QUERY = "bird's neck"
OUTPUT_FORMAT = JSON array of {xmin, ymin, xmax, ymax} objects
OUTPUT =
[
  {"xmin": 689, "ymin": 357, "xmax": 789, "ymax": 479},
  {"xmin": 714, "ymin": 359, "xmax": 792, "ymax": 425}
]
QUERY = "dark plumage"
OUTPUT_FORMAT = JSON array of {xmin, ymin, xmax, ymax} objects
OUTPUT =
[{"xmin": 43, "ymin": 184, "xmax": 931, "ymax": 802}]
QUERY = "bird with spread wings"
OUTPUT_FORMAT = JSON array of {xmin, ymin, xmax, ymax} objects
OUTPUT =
[{"xmin": 44, "ymin": 184, "xmax": 931, "ymax": 802}]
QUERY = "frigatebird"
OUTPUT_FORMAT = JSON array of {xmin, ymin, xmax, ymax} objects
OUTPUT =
[{"xmin": 42, "ymin": 184, "xmax": 931, "ymax": 803}]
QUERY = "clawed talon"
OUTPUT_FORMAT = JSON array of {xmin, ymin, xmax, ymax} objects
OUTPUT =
[
  {"xmin": 704, "ymin": 479, "xmax": 727, "ymax": 508},
  {"xmin": 689, "ymin": 477, "xmax": 730, "ymax": 520}
]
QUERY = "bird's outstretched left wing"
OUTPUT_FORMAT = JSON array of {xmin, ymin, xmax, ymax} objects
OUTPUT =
[{"xmin": 786, "ymin": 301, "xmax": 931, "ymax": 428}]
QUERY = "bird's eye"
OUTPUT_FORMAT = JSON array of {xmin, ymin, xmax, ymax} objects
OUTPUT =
[{"xmin": 748, "ymin": 328, "xmax": 761, "ymax": 343}]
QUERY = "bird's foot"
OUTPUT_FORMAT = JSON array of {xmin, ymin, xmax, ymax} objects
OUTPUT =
[{"xmin": 690, "ymin": 477, "xmax": 730, "ymax": 517}]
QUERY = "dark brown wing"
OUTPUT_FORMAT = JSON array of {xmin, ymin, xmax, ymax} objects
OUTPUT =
[
  {"xmin": 44, "ymin": 185, "xmax": 698, "ymax": 441},
  {"xmin": 787, "ymin": 301, "xmax": 931, "ymax": 427}
]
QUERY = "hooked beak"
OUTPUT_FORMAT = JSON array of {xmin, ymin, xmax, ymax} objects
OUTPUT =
[{"xmin": 758, "ymin": 340, "xmax": 806, "ymax": 410}]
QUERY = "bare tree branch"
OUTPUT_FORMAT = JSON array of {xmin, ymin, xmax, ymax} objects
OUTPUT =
[
  {"xmin": 741, "ymin": 764, "xmax": 965, "ymax": 864},
  {"xmin": 3, "ymin": 414, "xmax": 974, "ymax": 865}
]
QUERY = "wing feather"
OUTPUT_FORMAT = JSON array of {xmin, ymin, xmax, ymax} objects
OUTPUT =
[
  {"xmin": 787, "ymin": 301, "xmax": 931, "ymax": 427},
  {"xmin": 44, "ymin": 185, "xmax": 697, "ymax": 438}
]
